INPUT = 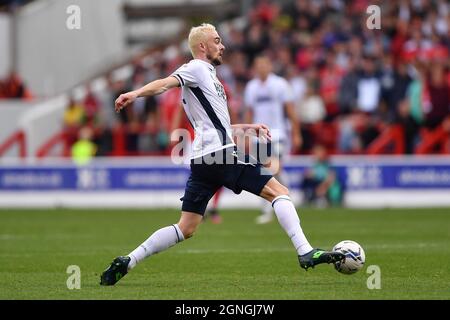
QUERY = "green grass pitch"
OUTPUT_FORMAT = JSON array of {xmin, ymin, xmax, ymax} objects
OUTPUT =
[{"xmin": 0, "ymin": 207, "xmax": 449, "ymax": 300}]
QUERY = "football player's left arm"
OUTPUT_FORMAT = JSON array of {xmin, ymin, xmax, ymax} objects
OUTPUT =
[{"xmin": 285, "ymin": 101, "xmax": 302, "ymax": 153}]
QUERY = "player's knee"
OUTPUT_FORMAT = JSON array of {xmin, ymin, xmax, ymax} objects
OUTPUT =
[
  {"xmin": 275, "ymin": 183, "xmax": 289, "ymax": 197},
  {"xmin": 261, "ymin": 178, "xmax": 290, "ymax": 202}
]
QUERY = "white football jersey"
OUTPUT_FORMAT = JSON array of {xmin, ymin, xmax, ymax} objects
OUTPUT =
[
  {"xmin": 172, "ymin": 59, "xmax": 235, "ymax": 159},
  {"xmin": 244, "ymin": 73, "xmax": 294, "ymax": 141}
]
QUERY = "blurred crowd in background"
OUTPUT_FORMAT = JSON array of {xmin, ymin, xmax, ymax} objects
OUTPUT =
[
  {"xmin": 0, "ymin": 0, "xmax": 32, "ymax": 12},
  {"xmin": 0, "ymin": 72, "xmax": 33, "ymax": 100},
  {"xmin": 4, "ymin": 0, "xmax": 450, "ymax": 156}
]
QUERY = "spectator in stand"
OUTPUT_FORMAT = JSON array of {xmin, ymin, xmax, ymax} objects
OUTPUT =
[
  {"xmin": 71, "ymin": 126, "xmax": 97, "ymax": 166},
  {"xmin": 126, "ymin": 117, "xmax": 140, "ymax": 154},
  {"xmin": 356, "ymin": 55, "xmax": 381, "ymax": 115},
  {"xmin": 95, "ymin": 73, "xmax": 118, "ymax": 128},
  {"xmin": 286, "ymin": 63, "xmax": 307, "ymax": 107},
  {"xmin": 406, "ymin": 62, "xmax": 427, "ymax": 126},
  {"xmin": 379, "ymin": 56, "xmax": 412, "ymax": 123},
  {"xmin": 250, "ymin": 0, "xmax": 280, "ymax": 25},
  {"xmin": 272, "ymin": 46, "xmax": 294, "ymax": 77},
  {"xmin": 242, "ymin": 22, "xmax": 269, "ymax": 64},
  {"xmin": 0, "ymin": 72, "xmax": 33, "ymax": 100},
  {"xmin": 227, "ymin": 50, "xmax": 250, "ymax": 84},
  {"xmin": 295, "ymin": 41, "xmax": 317, "ymax": 72},
  {"xmin": 63, "ymin": 98, "xmax": 85, "ymax": 128},
  {"xmin": 319, "ymin": 51, "xmax": 345, "ymax": 120},
  {"xmin": 296, "ymin": 79, "xmax": 326, "ymax": 153},
  {"xmin": 397, "ymin": 99, "xmax": 420, "ymax": 154},
  {"xmin": 338, "ymin": 55, "xmax": 359, "ymax": 115},
  {"xmin": 426, "ymin": 62, "xmax": 449, "ymax": 129},
  {"xmin": 355, "ymin": 55, "xmax": 382, "ymax": 149},
  {"xmin": 63, "ymin": 98, "xmax": 86, "ymax": 147},
  {"xmin": 286, "ymin": 63, "xmax": 308, "ymax": 152},
  {"xmin": 94, "ymin": 123, "xmax": 113, "ymax": 157},
  {"xmin": 302, "ymin": 144, "xmax": 343, "ymax": 207},
  {"xmin": 139, "ymin": 113, "xmax": 160, "ymax": 153},
  {"xmin": 83, "ymin": 85, "xmax": 100, "ymax": 126}
]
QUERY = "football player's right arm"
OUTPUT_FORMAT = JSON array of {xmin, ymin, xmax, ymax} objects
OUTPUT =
[{"xmin": 115, "ymin": 76, "xmax": 180, "ymax": 113}]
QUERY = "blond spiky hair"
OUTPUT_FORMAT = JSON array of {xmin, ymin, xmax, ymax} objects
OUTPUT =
[{"xmin": 188, "ymin": 23, "xmax": 217, "ymax": 57}]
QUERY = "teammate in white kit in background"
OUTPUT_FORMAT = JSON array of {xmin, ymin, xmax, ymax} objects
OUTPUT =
[
  {"xmin": 244, "ymin": 55, "xmax": 302, "ymax": 224},
  {"xmin": 100, "ymin": 23, "xmax": 344, "ymax": 286}
]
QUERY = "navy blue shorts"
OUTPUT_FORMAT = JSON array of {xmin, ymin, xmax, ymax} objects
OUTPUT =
[{"xmin": 181, "ymin": 147, "xmax": 273, "ymax": 215}]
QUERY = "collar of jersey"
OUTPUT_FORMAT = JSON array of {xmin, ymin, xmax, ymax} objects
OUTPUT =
[{"xmin": 194, "ymin": 59, "xmax": 215, "ymax": 72}]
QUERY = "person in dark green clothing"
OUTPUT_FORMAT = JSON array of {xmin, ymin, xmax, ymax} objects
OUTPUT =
[
  {"xmin": 71, "ymin": 126, "xmax": 97, "ymax": 166},
  {"xmin": 302, "ymin": 144, "xmax": 342, "ymax": 207}
]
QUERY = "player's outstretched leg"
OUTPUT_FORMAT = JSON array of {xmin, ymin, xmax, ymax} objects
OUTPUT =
[
  {"xmin": 100, "ymin": 212, "xmax": 201, "ymax": 286},
  {"xmin": 260, "ymin": 178, "xmax": 345, "ymax": 271}
]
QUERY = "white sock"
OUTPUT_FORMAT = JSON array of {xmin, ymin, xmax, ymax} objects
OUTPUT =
[
  {"xmin": 127, "ymin": 224, "xmax": 184, "ymax": 270},
  {"xmin": 272, "ymin": 195, "xmax": 314, "ymax": 256}
]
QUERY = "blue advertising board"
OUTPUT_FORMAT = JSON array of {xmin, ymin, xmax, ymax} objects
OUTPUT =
[{"xmin": 1, "ymin": 157, "xmax": 449, "ymax": 191}]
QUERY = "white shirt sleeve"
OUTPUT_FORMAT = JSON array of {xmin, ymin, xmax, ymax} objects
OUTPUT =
[{"xmin": 171, "ymin": 61, "xmax": 201, "ymax": 87}]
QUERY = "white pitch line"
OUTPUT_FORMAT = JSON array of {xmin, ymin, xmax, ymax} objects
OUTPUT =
[{"xmin": 175, "ymin": 243, "xmax": 445, "ymax": 254}]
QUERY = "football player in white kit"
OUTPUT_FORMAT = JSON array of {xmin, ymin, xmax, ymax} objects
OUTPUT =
[
  {"xmin": 100, "ymin": 24, "xmax": 344, "ymax": 285},
  {"xmin": 244, "ymin": 55, "xmax": 302, "ymax": 224}
]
